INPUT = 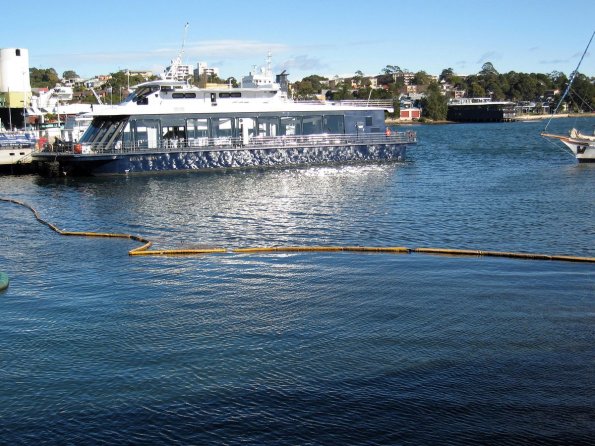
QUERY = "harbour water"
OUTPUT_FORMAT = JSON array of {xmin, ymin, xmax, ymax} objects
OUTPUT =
[{"xmin": 0, "ymin": 117, "xmax": 593, "ymax": 445}]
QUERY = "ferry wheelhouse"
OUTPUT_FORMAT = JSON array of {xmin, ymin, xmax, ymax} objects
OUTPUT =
[{"xmin": 33, "ymin": 76, "xmax": 416, "ymax": 176}]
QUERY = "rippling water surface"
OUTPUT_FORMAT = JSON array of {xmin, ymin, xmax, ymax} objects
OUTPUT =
[{"xmin": 1, "ymin": 118, "xmax": 594, "ymax": 445}]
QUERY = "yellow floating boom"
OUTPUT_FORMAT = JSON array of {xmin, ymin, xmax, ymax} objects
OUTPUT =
[
  {"xmin": 2, "ymin": 197, "xmax": 594, "ymax": 263},
  {"xmin": 413, "ymin": 247, "xmax": 595, "ymax": 263},
  {"xmin": 233, "ymin": 246, "xmax": 410, "ymax": 254}
]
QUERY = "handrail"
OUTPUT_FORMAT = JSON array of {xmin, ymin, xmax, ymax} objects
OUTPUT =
[
  {"xmin": 42, "ymin": 131, "xmax": 417, "ymax": 156},
  {"xmin": 294, "ymin": 99, "xmax": 395, "ymax": 108}
]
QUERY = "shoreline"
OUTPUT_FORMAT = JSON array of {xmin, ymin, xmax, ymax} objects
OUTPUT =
[{"xmin": 387, "ymin": 112, "xmax": 595, "ymax": 125}]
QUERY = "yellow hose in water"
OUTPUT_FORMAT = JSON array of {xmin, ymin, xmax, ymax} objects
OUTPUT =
[{"xmin": 2, "ymin": 197, "xmax": 594, "ymax": 263}]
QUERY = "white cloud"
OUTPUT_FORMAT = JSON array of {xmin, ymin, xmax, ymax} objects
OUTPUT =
[{"xmin": 277, "ymin": 55, "xmax": 326, "ymax": 73}]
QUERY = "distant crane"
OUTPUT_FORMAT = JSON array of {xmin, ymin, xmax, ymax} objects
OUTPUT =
[
  {"xmin": 163, "ymin": 22, "xmax": 190, "ymax": 82},
  {"xmin": 90, "ymin": 88, "xmax": 103, "ymax": 105}
]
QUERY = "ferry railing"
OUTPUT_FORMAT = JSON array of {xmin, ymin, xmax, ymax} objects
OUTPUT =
[
  {"xmin": 293, "ymin": 99, "xmax": 395, "ymax": 109},
  {"xmin": 49, "ymin": 131, "xmax": 417, "ymax": 155}
]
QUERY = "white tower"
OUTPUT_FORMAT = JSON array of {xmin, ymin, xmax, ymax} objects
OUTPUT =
[
  {"xmin": 0, "ymin": 48, "xmax": 32, "ymax": 108},
  {"xmin": 0, "ymin": 48, "xmax": 32, "ymax": 129}
]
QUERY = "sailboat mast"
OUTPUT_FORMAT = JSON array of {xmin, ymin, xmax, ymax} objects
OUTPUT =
[{"xmin": 551, "ymin": 31, "xmax": 594, "ymax": 117}]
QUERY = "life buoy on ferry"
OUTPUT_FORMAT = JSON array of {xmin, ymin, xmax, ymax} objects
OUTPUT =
[
  {"xmin": 74, "ymin": 143, "xmax": 82, "ymax": 154},
  {"xmin": 385, "ymin": 127, "xmax": 392, "ymax": 136}
]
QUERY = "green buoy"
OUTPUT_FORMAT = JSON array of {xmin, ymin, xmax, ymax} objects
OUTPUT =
[{"xmin": 0, "ymin": 272, "xmax": 9, "ymax": 291}]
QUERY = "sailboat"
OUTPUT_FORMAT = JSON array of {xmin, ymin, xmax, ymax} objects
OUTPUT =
[{"xmin": 541, "ymin": 31, "xmax": 595, "ymax": 163}]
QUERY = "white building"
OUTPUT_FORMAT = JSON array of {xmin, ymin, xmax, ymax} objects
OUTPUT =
[
  {"xmin": 0, "ymin": 48, "xmax": 32, "ymax": 108},
  {"xmin": 164, "ymin": 60, "xmax": 193, "ymax": 82},
  {"xmin": 194, "ymin": 62, "xmax": 220, "ymax": 81}
]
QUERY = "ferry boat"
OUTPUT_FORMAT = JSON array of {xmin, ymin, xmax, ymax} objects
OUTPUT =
[
  {"xmin": 32, "ymin": 66, "xmax": 416, "ymax": 176},
  {"xmin": 0, "ymin": 130, "xmax": 37, "ymax": 172}
]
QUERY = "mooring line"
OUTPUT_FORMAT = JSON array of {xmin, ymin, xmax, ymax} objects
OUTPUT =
[{"xmin": 2, "ymin": 197, "xmax": 594, "ymax": 263}]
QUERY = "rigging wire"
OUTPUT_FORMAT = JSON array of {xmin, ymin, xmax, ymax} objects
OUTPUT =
[
  {"xmin": 569, "ymin": 87, "xmax": 594, "ymax": 113},
  {"xmin": 544, "ymin": 30, "xmax": 595, "ymax": 132}
]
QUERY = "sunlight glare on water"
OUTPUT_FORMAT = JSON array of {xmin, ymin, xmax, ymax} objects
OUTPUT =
[{"xmin": 0, "ymin": 118, "xmax": 593, "ymax": 445}]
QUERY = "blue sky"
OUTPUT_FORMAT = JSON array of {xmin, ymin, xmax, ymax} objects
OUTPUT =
[{"xmin": 2, "ymin": 0, "xmax": 594, "ymax": 81}]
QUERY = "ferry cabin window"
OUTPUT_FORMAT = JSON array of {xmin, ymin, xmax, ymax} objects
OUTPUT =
[
  {"xmin": 172, "ymin": 92, "xmax": 197, "ymax": 99},
  {"xmin": 302, "ymin": 115, "xmax": 323, "ymax": 135},
  {"xmin": 162, "ymin": 126, "xmax": 186, "ymax": 145},
  {"xmin": 257, "ymin": 117, "xmax": 279, "ymax": 137},
  {"xmin": 236, "ymin": 118, "xmax": 256, "ymax": 139},
  {"xmin": 121, "ymin": 122, "xmax": 132, "ymax": 148},
  {"xmin": 365, "ymin": 116, "xmax": 373, "ymax": 127},
  {"xmin": 81, "ymin": 117, "xmax": 128, "ymax": 148},
  {"xmin": 211, "ymin": 117, "xmax": 233, "ymax": 138},
  {"xmin": 122, "ymin": 119, "xmax": 160, "ymax": 149},
  {"xmin": 126, "ymin": 85, "xmax": 160, "ymax": 104},
  {"xmin": 219, "ymin": 92, "xmax": 242, "ymax": 98},
  {"xmin": 187, "ymin": 118, "xmax": 209, "ymax": 138},
  {"xmin": 324, "ymin": 115, "xmax": 344, "ymax": 134},
  {"xmin": 280, "ymin": 116, "xmax": 302, "ymax": 136}
]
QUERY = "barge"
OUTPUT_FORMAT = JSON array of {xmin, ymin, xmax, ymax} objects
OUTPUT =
[{"xmin": 447, "ymin": 98, "xmax": 516, "ymax": 122}]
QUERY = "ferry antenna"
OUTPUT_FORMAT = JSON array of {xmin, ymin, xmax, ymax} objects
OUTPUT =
[{"xmin": 181, "ymin": 22, "xmax": 189, "ymax": 62}]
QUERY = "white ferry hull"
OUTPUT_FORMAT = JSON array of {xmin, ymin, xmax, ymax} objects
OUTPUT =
[
  {"xmin": 0, "ymin": 131, "xmax": 37, "ymax": 170},
  {"xmin": 0, "ymin": 147, "xmax": 33, "ymax": 166}
]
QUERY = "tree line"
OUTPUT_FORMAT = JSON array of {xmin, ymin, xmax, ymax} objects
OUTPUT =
[
  {"xmin": 292, "ymin": 62, "xmax": 595, "ymax": 120},
  {"xmin": 29, "ymin": 63, "xmax": 595, "ymax": 121}
]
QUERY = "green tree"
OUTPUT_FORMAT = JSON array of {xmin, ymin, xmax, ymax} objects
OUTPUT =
[
  {"xmin": 469, "ymin": 81, "xmax": 486, "ymax": 97},
  {"xmin": 29, "ymin": 67, "xmax": 60, "ymax": 88},
  {"xmin": 439, "ymin": 68, "xmax": 455, "ymax": 83},
  {"xmin": 548, "ymin": 71, "xmax": 568, "ymax": 90},
  {"xmin": 381, "ymin": 65, "xmax": 403, "ymax": 80},
  {"xmin": 298, "ymin": 75, "xmax": 328, "ymax": 93},
  {"xmin": 292, "ymin": 74, "xmax": 329, "ymax": 99},
  {"xmin": 329, "ymin": 81, "xmax": 352, "ymax": 100},
  {"xmin": 225, "ymin": 77, "xmax": 238, "ymax": 88},
  {"xmin": 352, "ymin": 70, "xmax": 365, "ymax": 87},
  {"xmin": 479, "ymin": 62, "xmax": 499, "ymax": 77},
  {"xmin": 568, "ymin": 72, "xmax": 595, "ymax": 111},
  {"xmin": 420, "ymin": 81, "xmax": 448, "ymax": 120},
  {"xmin": 412, "ymin": 70, "xmax": 431, "ymax": 86},
  {"xmin": 62, "ymin": 70, "xmax": 78, "ymax": 80}
]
